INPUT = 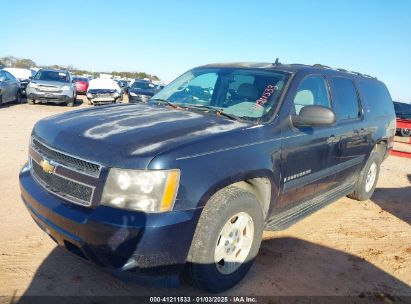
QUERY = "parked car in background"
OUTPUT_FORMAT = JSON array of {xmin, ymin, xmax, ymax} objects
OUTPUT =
[
  {"xmin": 128, "ymin": 80, "xmax": 156, "ymax": 103},
  {"xmin": 0, "ymin": 69, "xmax": 22, "ymax": 105},
  {"xmin": 3, "ymin": 67, "xmax": 34, "ymax": 96},
  {"xmin": 115, "ymin": 79, "xmax": 129, "ymax": 94},
  {"xmin": 72, "ymin": 77, "xmax": 89, "ymax": 94},
  {"xmin": 26, "ymin": 69, "xmax": 76, "ymax": 107},
  {"xmin": 393, "ymin": 101, "xmax": 411, "ymax": 136},
  {"xmin": 155, "ymin": 83, "xmax": 165, "ymax": 92},
  {"xmin": 86, "ymin": 78, "xmax": 122, "ymax": 105},
  {"xmin": 19, "ymin": 62, "xmax": 395, "ymax": 292}
]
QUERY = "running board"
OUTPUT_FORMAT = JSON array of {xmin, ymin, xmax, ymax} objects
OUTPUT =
[{"xmin": 265, "ymin": 182, "xmax": 355, "ymax": 231}]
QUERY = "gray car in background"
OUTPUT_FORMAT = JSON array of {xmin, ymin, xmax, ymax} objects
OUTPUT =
[
  {"xmin": 0, "ymin": 69, "xmax": 22, "ymax": 105},
  {"xmin": 26, "ymin": 69, "xmax": 76, "ymax": 107}
]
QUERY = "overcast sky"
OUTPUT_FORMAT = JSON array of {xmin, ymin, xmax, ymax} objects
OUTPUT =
[{"xmin": 1, "ymin": 0, "xmax": 410, "ymax": 101}]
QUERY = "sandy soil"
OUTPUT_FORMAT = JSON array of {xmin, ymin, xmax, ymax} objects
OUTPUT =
[{"xmin": 0, "ymin": 97, "xmax": 410, "ymax": 298}]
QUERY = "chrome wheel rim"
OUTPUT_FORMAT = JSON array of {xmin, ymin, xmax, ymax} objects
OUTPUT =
[
  {"xmin": 214, "ymin": 212, "xmax": 254, "ymax": 275},
  {"xmin": 401, "ymin": 129, "xmax": 411, "ymax": 137},
  {"xmin": 365, "ymin": 162, "xmax": 377, "ymax": 192}
]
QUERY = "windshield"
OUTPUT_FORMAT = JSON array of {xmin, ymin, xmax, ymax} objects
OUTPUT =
[
  {"xmin": 151, "ymin": 68, "xmax": 290, "ymax": 121},
  {"xmin": 34, "ymin": 70, "xmax": 70, "ymax": 82},
  {"xmin": 73, "ymin": 77, "xmax": 88, "ymax": 82},
  {"xmin": 131, "ymin": 81, "xmax": 155, "ymax": 90}
]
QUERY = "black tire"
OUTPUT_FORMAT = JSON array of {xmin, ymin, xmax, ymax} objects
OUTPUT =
[
  {"xmin": 14, "ymin": 90, "xmax": 22, "ymax": 104},
  {"xmin": 186, "ymin": 186, "xmax": 264, "ymax": 293},
  {"xmin": 348, "ymin": 151, "xmax": 381, "ymax": 201},
  {"xmin": 27, "ymin": 99, "xmax": 35, "ymax": 105},
  {"xmin": 400, "ymin": 128, "xmax": 411, "ymax": 137}
]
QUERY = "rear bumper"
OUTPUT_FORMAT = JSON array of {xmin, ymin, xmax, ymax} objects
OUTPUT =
[{"xmin": 19, "ymin": 164, "xmax": 201, "ymax": 276}]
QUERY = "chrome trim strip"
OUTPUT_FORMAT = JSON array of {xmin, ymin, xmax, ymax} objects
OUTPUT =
[
  {"xmin": 31, "ymin": 136, "xmax": 102, "ymax": 178},
  {"xmin": 29, "ymin": 157, "xmax": 95, "ymax": 207},
  {"xmin": 176, "ymin": 134, "xmax": 304, "ymax": 160}
]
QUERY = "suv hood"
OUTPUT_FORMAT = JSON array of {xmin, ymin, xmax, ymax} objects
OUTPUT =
[
  {"xmin": 32, "ymin": 103, "xmax": 249, "ymax": 168},
  {"xmin": 31, "ymin": 80, "xmax": 70, "ymax": 88}
]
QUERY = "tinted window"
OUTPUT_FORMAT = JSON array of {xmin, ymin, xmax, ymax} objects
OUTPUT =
[
  {"xmin": 293, "ymin": 75, "xmax": 331, "ymax": 114},
  {"xmin": 4, "ymin": 71, "xmax": 16, "ymax": 81},
  {"xmin": 131, "ymin": 81, "xmax": 155, "ymax": 90},
  {"xmin": 0, "ymin": 71, "xmax": 6, "ymax": 82},
  {"xmin": 358, "ymin": 79, "xmax": 393, "ymax": 117},
  {"xmin": 331, "ymin": 77, "xmax": 361, "ymax": 120}
]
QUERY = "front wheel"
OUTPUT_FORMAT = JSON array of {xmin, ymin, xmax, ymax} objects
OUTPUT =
[
  {"xmin": 348, "ymin": 151, "xmax": 381, "ymax": 201},
  {"xmin": 400, "ymin": 128, "xmax": 411, "ymax": 137},
  {"xmin": 27, "ymin": 99, "xmax": 35, "ymax": 105},
  {"xmin": 186, "ymin": 186, "xmax": 263, "ymax": 293},
  {"xmin": 15, "ymin": 90, "xmax": 22, "ymax": 104}
]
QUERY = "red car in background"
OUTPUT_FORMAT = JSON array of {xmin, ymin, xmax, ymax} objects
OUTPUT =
[{"xmin": 72, "ymin": 77, "xmax": 89, "ymax": 94}]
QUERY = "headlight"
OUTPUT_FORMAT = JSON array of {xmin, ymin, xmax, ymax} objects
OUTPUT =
[
  {"xmin": 130, "ymin": 92, "xmax": 137, "ymax": 96},
  {"xmin": 101, "ymin": 169, "xmax": 180, "ymax": 212},
  {"xmin": 113, "ymin": 92, "xmax": 119, "ymax": 97},
  {"xmin": 28, "ymin": 83, "xmax": 38, "ymax": 89},
  {"xmin": 61, "ymin": 86, "xmax": 70, "ymax": 90},
  {"xmin": 87, "ymin": 93, "xmax": 93, "ymax": 98}
]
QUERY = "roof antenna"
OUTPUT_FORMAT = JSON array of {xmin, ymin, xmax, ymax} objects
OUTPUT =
[{"xmin": 273, "ymin": 58, "xmax": 280, "ymax": 66}]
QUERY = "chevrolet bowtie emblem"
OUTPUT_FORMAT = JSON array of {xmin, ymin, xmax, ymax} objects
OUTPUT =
[{"xmin": 40, "ymin": 159, "xmax": 55, "ymax": 174}]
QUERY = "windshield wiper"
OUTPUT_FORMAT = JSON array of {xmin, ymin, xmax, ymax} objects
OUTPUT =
[
  {"xmin": 184, "ymin": 104, "xmax": 242, "ymax": 121},
  {"xmin": 150, "ymin": 98, "xmax": 180, "ymax": 109}
]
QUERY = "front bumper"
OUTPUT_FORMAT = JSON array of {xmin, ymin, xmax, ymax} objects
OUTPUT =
[
  {"xmin": 19, "ymin": 164, "xmax": 201, "ymax": 276},
  {"xmin": 27, "ymin": 92, "xmax": 73, "ymax": 103},
  {"xmin": 128, "ymin": 94, "xmax": 152, "ymax": 103}
]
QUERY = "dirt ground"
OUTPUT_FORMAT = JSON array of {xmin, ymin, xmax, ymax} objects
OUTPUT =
[{"xmin": 0, "ymin": 97, "xmax": 410, "ymax": 298}]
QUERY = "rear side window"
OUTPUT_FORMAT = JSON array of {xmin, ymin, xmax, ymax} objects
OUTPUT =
[
  {"xmin": 4, "ymin": 71, "xmax": 16, "ymax": 81},
  {"xmin": 358, "ymin": 79, "xmax": 393, "ymax": 117},
  {"xmin": 293, "ymin": 75, "xmax": 331, "ymax": 114},
  {"xmin": 331, "ymin": 77, "xmax": 361, "ymax": 120}
]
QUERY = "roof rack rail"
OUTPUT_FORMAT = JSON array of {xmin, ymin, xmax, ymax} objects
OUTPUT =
[
  {"xmin": 272, "ymin": 58, "xmax": 281, "ymax": 66},
  {"xmin": 312, "ymin": 64, "xmax": 332, "ymax": 69},
  {"xmin": 337, "ymin": 68, "xmax": 348, "ymax": 72}
]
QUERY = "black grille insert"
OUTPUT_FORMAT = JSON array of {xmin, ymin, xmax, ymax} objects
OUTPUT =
[
  {"xmin": 31, "ymin": 159, "xmax": 93, "ymax": 205},
  {"xmin": 32, "ymin": 138, "xmax": 100, "ymax": 177}
]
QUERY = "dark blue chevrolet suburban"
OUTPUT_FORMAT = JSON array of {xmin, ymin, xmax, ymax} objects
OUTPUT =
[{"xmin": 19, "ymin": 62, "xmax": 396, "ymax": 292}]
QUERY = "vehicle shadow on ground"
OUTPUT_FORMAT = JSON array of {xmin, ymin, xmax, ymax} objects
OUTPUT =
[
  {"xmin": 371, "ymin": 174, "xmax": 411, "ymax": 225},
  {"xmin": 14, "ymin": 237, "xmax": 411, "ymax": 301}
]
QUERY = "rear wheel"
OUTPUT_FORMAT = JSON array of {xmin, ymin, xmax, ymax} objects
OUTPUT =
[
  {"xmin": 348, "ymin": 151, "xmax": 381, "ymax": 201},
  {"xmin": 186, "ymin": 186, "xmax": 263, "ymax": 293},
  {"xmin": 14, "ymin": 90, "xmax": 22, "ymax": 104}
]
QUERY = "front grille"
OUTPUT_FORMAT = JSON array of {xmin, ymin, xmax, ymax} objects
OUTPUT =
[
  {"xmin": 32, "ymin": 138, "xmax": 100, "ymax": 177},
  {"xmin": 95, "ymin": 94, "xmax": 113, "ymax": 98},
  {"xmin": 38, "ymin": 86, "xmax": 60, "ymax": 92},
  {"xmin": 31, "ymin": 159, "xmax": 93, "ymax": 206}
]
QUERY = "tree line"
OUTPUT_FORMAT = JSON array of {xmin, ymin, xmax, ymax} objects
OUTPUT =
[{"xmin": 0, "ymin": 56, "xmax": 160, "ymax": 81}]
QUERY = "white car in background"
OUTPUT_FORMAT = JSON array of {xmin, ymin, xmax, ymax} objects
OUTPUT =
[
  {"xmin": 3, "ymin": 67, "xmax": 35, "ymax": 96},
  {"xmin": 86, "ymin": 78, "xmax": 122, "ymax": 105}
]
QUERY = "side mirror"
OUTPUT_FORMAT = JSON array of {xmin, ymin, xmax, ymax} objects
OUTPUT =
[{"xmin": 292, "ymin": 105, "xmax": 336, "ymax": 127}]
